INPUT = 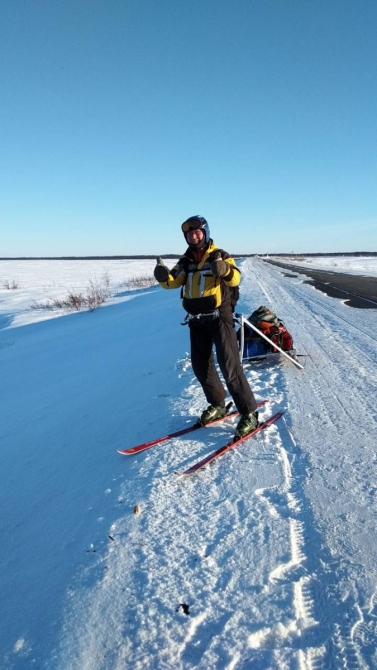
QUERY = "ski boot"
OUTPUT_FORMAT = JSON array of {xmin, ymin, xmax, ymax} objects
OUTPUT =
[
  {"xmin": 199, "ymin": 402, "xmax": 226, "ymax": 426},
  {"xmin": 235, "ymin": 411, "xmax": 259, "ymax": 438}
]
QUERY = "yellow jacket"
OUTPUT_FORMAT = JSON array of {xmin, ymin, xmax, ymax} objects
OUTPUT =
[{"xmin": 157, "ymin": 241, "xmax": 241, "ymax": 316}]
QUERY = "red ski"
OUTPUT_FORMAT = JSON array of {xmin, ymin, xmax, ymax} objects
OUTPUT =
[
  {"xmin": 178, "ymin": 410, "xmax": 284, "ymax": 476},
  {"xmin": 116, "ymin": 400, "xmax": 268, "ymax": 455}
]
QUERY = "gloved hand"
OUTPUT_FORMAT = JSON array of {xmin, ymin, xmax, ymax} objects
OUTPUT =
[
  {"xmin": 154, "ymin": 257, "xmax": 169, "ymax": 282},
  {"xmin": 210, "ymin": 251, "xmax": 229, "ymax": 278}
]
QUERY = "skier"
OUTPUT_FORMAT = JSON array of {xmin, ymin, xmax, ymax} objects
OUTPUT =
[{"xmin": 154, "ymin": 215, "xmax": 259, "ymax": 438}]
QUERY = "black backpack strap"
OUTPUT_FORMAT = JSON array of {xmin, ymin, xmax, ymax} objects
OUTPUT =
[
  {"xmin": 208, "ymin": 249, "xmax": 240, "ymax": 310},
  {"xmin": 176, "ymin": 254, "xmax": 190, "ymax": 300}
]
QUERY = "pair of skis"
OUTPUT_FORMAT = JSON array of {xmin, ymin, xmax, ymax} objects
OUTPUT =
[{"xmin": 116, "ymin": 400, "xmax": 284, "ymax": 476}]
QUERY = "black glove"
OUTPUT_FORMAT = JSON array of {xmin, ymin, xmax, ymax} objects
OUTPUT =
[
  {"xmin": 154, "ymin": 257, "xmax": 169, "ymax": 282},
  {"xmin": 210, "ymin": 251, "xmax": 229, "ymax": 278}
]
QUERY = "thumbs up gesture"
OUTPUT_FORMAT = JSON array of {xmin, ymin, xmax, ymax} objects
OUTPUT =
[
  {"xmin": 154, "ymin": 257, "xmax": 169, "ymax": 282},
  {"xmin": 210, "ymin": 251, "xmax": 229, "ymax": 277}
]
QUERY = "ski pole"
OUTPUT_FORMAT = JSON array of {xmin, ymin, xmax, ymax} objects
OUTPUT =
[
  {"xmin": 239, "ymin": 314, "xmax": 245, "ymax": 363},
  {"xmin": 241, "ymin": 316, "xmax": 304, "ymax": 370}
]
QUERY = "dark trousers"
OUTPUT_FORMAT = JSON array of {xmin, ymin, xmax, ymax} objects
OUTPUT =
[{"xmin": 189, "ymin": 317, "xmax": 257, "ymax": 415}]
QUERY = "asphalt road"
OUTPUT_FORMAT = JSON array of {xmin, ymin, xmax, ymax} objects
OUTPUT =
[{"xmin": 263, "ymin": 259, "xmax": 377, "ymax": 309}]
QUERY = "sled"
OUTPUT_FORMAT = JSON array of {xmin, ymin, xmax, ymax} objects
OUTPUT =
[{"xmin": 235, "ymin": 310, "xmax": 303, "ymax": 370}]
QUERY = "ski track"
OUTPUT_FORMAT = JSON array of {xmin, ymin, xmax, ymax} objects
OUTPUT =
[
  {"xmin": 241, "ymin": 258, "xmax": 377, "ymax": 668},
  {"xmin": 55, "ymin": 258, "xmax": 377, "ymax": 670}
]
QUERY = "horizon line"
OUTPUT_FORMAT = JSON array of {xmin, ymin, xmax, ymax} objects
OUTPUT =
[{"xmin": 1, "ymin": 251, "xmax": 377, "ymax": 261}]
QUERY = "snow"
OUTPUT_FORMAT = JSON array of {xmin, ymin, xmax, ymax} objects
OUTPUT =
[
  {"xmin": 1, "ymin": 257, "xmax": 377, "ymax": 669},
  {"xmin": 0, "ymin": 259, "xmax": 162, "ymax": 329},
  {"xmin": 269, "ymin": 254, "xmax": 377, "ymax": 276}
]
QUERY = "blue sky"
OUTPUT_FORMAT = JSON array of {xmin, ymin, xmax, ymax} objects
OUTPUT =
[{"xmin": 1, "ymin": 0, "xmax": 376, "ymax": 256}]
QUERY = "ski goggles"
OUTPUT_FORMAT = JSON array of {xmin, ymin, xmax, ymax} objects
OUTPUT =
[{"xmin": 181, "ymin": 216, "xmax": 207, "ymax": 233}]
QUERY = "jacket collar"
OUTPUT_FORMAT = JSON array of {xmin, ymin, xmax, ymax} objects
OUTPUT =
[{"xmin": 184, "ymin": 240, "xmax": 217, "ymax": 264}]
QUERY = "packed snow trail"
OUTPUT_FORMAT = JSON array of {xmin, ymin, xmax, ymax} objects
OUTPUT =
[{"xmin": 55, "ymin": 259, "xmax": 377, "ymax": 670}]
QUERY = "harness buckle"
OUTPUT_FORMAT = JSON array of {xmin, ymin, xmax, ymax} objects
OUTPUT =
[{"xmin": 181, "ymin": 309, "xmax": 220, "ymax": 325}]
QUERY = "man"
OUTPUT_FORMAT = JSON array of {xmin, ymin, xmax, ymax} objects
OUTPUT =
[{"xmin": 153, "ymin": 215, "xmax": 258, "ymax": 438}]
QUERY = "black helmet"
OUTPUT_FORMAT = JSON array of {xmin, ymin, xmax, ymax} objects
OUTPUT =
[{"xmin": 181, "ymin": 215, "xmax": 210, "ymax": 249}]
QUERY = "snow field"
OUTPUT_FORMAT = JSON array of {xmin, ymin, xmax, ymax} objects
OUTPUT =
[
  {"xmin": 269, "ymin": 255, "xmax": 377, "ymax": 277},
  {"xmin": 0, "ymin": 258, "xmax": 161, "ymax": 328},
  {"xmin": 1, "ymin": 256, "xmax": 377, "ymax": 669}
]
